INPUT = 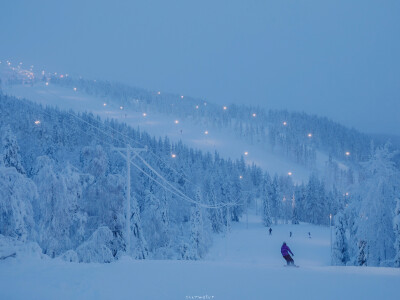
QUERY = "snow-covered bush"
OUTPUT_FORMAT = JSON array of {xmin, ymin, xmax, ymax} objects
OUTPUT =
[{"xmin": 76, "ymin": 226, "xmax": 115, "ymax": 263}]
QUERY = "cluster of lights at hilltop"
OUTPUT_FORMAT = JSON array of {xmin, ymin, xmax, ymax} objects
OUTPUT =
[{"xmin": 34, "ymin": 120, "xmax": 41, "ymax": 125}]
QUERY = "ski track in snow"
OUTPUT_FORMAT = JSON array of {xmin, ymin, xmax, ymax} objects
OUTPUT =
[{"xmin": 1, "ymin": 213, "xmax": 399, "ymax": 300}]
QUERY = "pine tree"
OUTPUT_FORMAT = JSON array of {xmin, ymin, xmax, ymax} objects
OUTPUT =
[
  {"xmin": 189, "ymin": 202, "xmax": 204, "ymax": 260},
  {"xmin": 1, "ymin": 125, "xmax": 25, "ymax": 174},
  {"xmin": 393, "ymin": 198, "xmax": 400, "ymax": 267},
  {"xmin": 357, "ymin": 240, "xmax": 368, "ymax": 266},
  {"xmin": 332, "ymin": 212, "xmax": 349, "ymax": 265},
  {"xmin": 130, "ymin": 195, "xmax": 148, "ymax": 259},
  {"xmin": 262, "ymin": 173, "xmax": 273, "ymax": 227},
  {"xmin": 291, "ymin": 194, "xmax": 299, "ymax": 225}
]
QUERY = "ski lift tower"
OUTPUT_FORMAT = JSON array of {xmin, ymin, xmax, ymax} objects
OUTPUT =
[{"xmin": 114, "ymin": 144, "xmax": 147, "ymax": 254}]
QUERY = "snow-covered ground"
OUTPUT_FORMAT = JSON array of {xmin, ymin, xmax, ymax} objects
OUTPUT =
[
  {"xmin": 2, "ymin": 82, "xmax": 316, "ymax": 182},
  {"xmin": 1, "ymin": 213, "xmax": 399, "ymax": 300}
]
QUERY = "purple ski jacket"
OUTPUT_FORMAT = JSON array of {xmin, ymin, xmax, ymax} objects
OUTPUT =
[{"xmin": 281, "ymin": 244, "xmax": 293, "ymax": 256}]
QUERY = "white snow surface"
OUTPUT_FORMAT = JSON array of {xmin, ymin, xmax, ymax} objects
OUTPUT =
[
  {"xmin": 1, "ymin": 213, "xmax": 398, "ymax": 300},
  {"xmin": 2, "ymin": 82, "xmax": 317, "ymax": 182}
]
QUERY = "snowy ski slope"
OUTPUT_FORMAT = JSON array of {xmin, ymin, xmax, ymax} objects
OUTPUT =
[{"xmin": 0, "ymin": 213, "xmax": 398, "ymax": 300}]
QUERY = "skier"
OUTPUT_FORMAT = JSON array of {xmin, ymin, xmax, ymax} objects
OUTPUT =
[
  {"xmin": 308, "ymin": 232, "xmax": 311, "ymax": 239},
  {"xmin": 290, "ymin": 231, "xmax": 292, "ymax": 238},
  {"xmin": 269, "ymin": 228, "xmax": 272, "ymax": 235},
  {"xmin": 281, "ymin": 242, "xmax": 295, "ymax": 266}
]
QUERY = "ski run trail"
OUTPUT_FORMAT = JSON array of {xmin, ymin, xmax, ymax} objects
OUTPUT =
[{"xmin": 1, "ymin": 213, "xmax": 399, "ymax": 300}]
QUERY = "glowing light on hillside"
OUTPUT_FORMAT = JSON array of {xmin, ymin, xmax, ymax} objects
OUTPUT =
[
  {"xmin": 252, "ymin": 113, "xmax": 256, "ymax": 117},
  {"xmin": 157, "ymin": 91, "xmax": 161, "ymax": 95},
  {"xmin": 41, "ymin": 70, "xmax": 45, "ymax": 75},
  {"xmin": 283, "ymin": 121, "xmax": 287, "ymax": 126},
  {"xmin": 171, "ymin": 154, "xmax": 176, "ymax": 158},
  {"xmin": 308, "ymin": 133, "xmax": 312, "ymax": 138},
  {"xmin": 34, "ymin": 120, "xmax": 41, "ymax": 125},
  {"xmin": 60, "ymin": 75, "xmax": 64, "ymax": 78},
  {"xmin": 244, "ymin": 151, "xmax": 249, "ymax": 156},
  {"xmin": 142, "ymin": 113, "xmax": 147, "ymax": 117},
  {"xmin": 204, "ymin": 130, "xmax": 209, "ymax": 135},
  {"xmin": 174, "ymin": 120, "xmax": 179, "ymax": 124},
  {"xmin": 7, "ymin": 62, "xmax": 11, "ymax": 66},
  {"xmin": 103, "ymin": 103, "xmax": 107, "ymax": 107},
  {"xmin": 345, "ymin": 192, "xmax": 349, "ymax": 196},
  {"xmin": 204, "ymin": 102, "xmax": 207, "ymax": 106},
  {"xmin": 288, "ymin": 172, "xmax": 292, "ymax": 176},
  {"xmin": 345, "ymin": 151, "xmax": 350, "ymax": 156},
  {"xmin": 223, "ymin": 106, "xmax": 227, "ymax": 110},
  {"xmin": 181, "ymin": 95, "xmax": 184, "ymax": 99},
  {"xmin": 195, "ymin": 105, "xmax": 199, "ymax": 109},
  {"xmin": 45, "ymin": 82, "xmax": 49, "ymax": 86},
  {"xmin": 120, "ymin": 106, "xmax": 123, "ymax": 110},
  {"xmin": 73, "ymin": 87, "xmax": 77, "ymax": 92},
  {"xmin": 239, "ymin": 175, "xmax": 243, "ymax": 179}
]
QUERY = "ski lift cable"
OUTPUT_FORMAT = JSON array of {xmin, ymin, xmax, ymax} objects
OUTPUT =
[
  {"xmin": 133, "ymin": 152, "xmax": 240, "ymax": 208},
  {"xmin": 135, "ymin": 152, "xmax": 243, "ymax": 208},
  {"xmin": 114, "ymin": 149, "xmax": 237, "ymax": 209},
  {"xmin": 41, "ymin": 82, "xmax": 210, "ymax": 187},
  {"xmin": 29, "ymin": 100, "xmax": 235, "ymax": 209},
  {"xmin": 60, "ymin": 103, "xmax": 195, "ymax": 186},
  {"xmin": 20, "ymin": 94, "xmax": 242, "ymax": 209}
]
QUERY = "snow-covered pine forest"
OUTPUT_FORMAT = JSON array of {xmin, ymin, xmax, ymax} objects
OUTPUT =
[{"xmin": 1, "ymin": 70, "xmax": 399, "ymax": 267}]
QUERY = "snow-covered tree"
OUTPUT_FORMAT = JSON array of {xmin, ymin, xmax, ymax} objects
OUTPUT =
[
  {"xmin": 261, "ymin": 173, "xmax": 273, "ymax": 227},
  {"xmin": 0, "ymin": 167, "xmax": 36, "ymax": 241},
  {"xmin": 353, "ymin": 144, "xmax": 398, "ymax": 266},
  {"xmin": 1, "ymin": 125, "xmax": 25, "ymax": 174},
  {"xmin": 393, "ymin": 198, "xmax": 400, "ymax": 267},
  {"xmin": 332, "ymin": 212, "xmax": 349, "ymax": 266}
]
